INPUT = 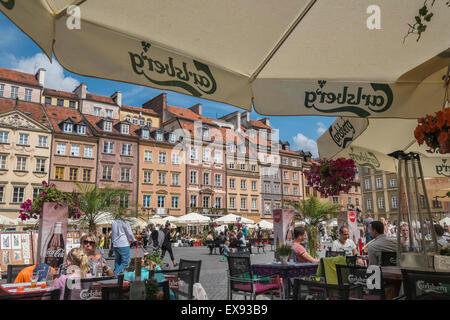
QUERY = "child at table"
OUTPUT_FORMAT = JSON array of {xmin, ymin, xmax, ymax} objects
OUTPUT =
[
  {"xmin": 221, "ymin": 241, "xmax": 231, "ymax": 262},
  {"xmin": 51, "ymin": 248, "xmax": 92, "ymax": 300}
]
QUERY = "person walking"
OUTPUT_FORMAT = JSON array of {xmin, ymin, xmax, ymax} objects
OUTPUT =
[
  {"xmin": 108, "ymin": 229, "xmax": 114, "ymax": 258},
  {"xmin": 363, "ymin": 214, "xmax": 374, "ymax": 243},
  {"xmin": 111, "ymin": 218, "xmax": 136, "ymax": 276},
  {"xmin": 161, "ymin": 222, "xmax": 177, "ymax": 267}
]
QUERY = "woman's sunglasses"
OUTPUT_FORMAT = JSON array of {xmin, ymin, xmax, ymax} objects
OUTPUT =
[{"xmin": 83, "ymin": 240, "xmax": 96, "ymax": 246}]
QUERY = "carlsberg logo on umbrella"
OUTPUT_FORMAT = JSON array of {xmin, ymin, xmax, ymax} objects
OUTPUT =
[
  {"xmin": 129, "ymin": 41, "xmax": 217, "ymax": 97},
  {"xmin": 436, "ymin": 159, "xmax": 450, "ymax": 177},
  {"xmin": 348, "ymin": 147, "xmax": 380, "ymax": 169},
  {"xmin": 304, "ymin": 81, "xmax": 393, "ymax": 117},
  {"xmin": 329, "ymin": 119, "xmax": 356, "ymax": 148}
]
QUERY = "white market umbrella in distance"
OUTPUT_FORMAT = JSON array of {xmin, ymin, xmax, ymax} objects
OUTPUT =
[
  {"xmin": 1, "ymin": 215, "xmax": 18, "ymax": 226},
  {"xmin": 1, "ymin": 1, "xmax": 448, "ymax": 118},
  {"xmin": 213, "ymin": 213, "xmax": 255, "ymax": 225},
  {"xmin": 440, "ymin": 217, "xmax": 450, "ymax": 226},
  {"xmin": 177, "ymin": 212, "xmax": 211, "ymax": 226}
]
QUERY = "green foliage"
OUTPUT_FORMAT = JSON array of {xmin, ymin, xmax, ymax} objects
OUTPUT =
[
  {"xmin": 144, "ymin": 278, "xmax": 161, "ymax": 300},
  {"xmin": 275, "ymin": 243, "xmax": 291, "ymax": 257},
  {"xmin": 201, "ymin": 223, "xmax": 218, "ymax": 245},
  {"xmin": 285, "ymin": 197, "xmax": 341, "ymax": 258},
  {"xmin": 75, "ymin": 184, "xmax": 129, "ymax": 232},
  {"xmin": 146, "ymin": 250, "xmax": 163, "ymax": 266}
]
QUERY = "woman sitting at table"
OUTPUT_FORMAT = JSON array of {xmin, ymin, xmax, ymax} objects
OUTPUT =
[
  {"xmin": 51, "ymin": 248, "xmax": 92, "ymax": 299},
  {"xmin": 81, "ymin": 233, "xmax": 114, "ymax": 277},
  {"xmin": 291, "ymin": 227, "xmax": 320, "ymax": 263}
]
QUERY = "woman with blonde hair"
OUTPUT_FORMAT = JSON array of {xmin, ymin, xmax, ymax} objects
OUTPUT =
[
  {"xmin": 51, "ymin": 248, "xmax": 92, "ymax": 299},
  {"xmin": 81, "ymin": 233, "xmax": 114, "ymax": 277}
]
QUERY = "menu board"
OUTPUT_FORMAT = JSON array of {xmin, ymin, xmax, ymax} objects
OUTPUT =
[
  {"xmin": 0, "ymin": 232, "xmax": 33, "ymax": 272},
  {"xmin": 66, "ymin": 230, "xmax": 82, "ymax": 254}
]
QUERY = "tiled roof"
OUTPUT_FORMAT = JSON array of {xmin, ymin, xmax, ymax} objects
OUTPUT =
[
  {"xmin": 43, "ymin": 88, "xmax": 78, "ymax": 100},
  {"xmin": 177, "ymin": 119, "xmax": 224, "ymax": 142},
  {"xmin": 280, "ymin": 149, "xmax": 300, "ymax": 156},
  {"xmin": 0, "ymin": 98, "xmax": 50, "ymax": 128},
  {"xmin": 121, "ymin": 105, "xmax": 159, "ymax": 117},
  {"xmin": 83, "ymin": 114, "xmax": 140, "ymax": 137},
  {"xmin": 44, "ymin": 105, "xmax": 93, "ymax": 135},
  {"xmin": 249, "ymin": 119, "xmax": 271, "ymax": 130},
  {"xmin": 0, "ymin": 67, "xmax": 40, "ymax": 87},
  {"xmin": 166, "ymin": 105, "xmax": 217, "ymax": 126},
  {"xmin": 86, "ymin": 93, "xmax": 116, "ymax": 105}
]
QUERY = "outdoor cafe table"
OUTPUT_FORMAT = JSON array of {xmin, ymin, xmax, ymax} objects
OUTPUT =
[{"xmin": 252, "ymin": 262, "xmax": 319, "ymax": 298}]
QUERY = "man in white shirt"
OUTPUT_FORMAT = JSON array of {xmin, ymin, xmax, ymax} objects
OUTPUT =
[{"xmin": 331, "ymin": 226, "xmax": 358, "ymax": 255}]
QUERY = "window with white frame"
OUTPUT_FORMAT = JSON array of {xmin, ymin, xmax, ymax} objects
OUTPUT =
[
  {"xmin": 10, "ymin": 86, "xmax": 18, "ymax": 99},
  {"xmin": 143, "ymin": 170, "xmax": 152, "ymax": 183},
  {"xmin": 215, "ymin": 174, "xmax": 221, "ymax": 186},
  {"xmin": 171, "ymin": 153, "xmax": 180, "ymax": 164},
  {"xmin": 103, "ymin": 121, "xmax": 112, "ymax": 131},
  {"xmin": 84, "ymin": 146, "xmax": 93, "ymax": 158},
  {"xmin": 214, "ymin": 197, "xmax": 221, "ymax": 208},
  {"xmin": 389, "ymin": 179, "xmax": 397, "ymax": 188},
  {"xmin": 274, "ymin": 183, "xmax": 280, "ymax": 193},
  {"xmin": 0, "ymin": 84, "xmax": 4, "ymax": 97},
  {"xmin": 332, "ymin": 197, "xmax": 339, "ymax": 204},
  {"xmin": 190, "ymin": 171, "xmax": 197, "ymax": 184},
  {"xmin": 169, "ymin": 133, "xmax": 176, "ymax": 143},
  {"xmin": 190, "ymin": 147, "xmax": 197, "ymax": 160},
  {"xmin": 120, "ymin": 194, "xmax": 130, "ymax": 208},
  {"xmin": 172, "ymin": 173, "xmax": 179, "ymax": 186},
  {"xmin": 202, "ymin": 127, "xmax": 210, "ymax": 138},
  {"xmin": 214, "ymin": 150, "xmax": 222, "ymax": 163},
  {"xmin": 38, "ymin": 136, "xmax": 47, "ymax": 147},
  {"xmin": 143, "ymin": 195, "xmax": 151, "ymax": 208},
  {"xmin": 284, "ymin": 171, "xmax": 289, "ymax": 180},
  {"xmin": 229, "ymin": 162, "xmax": 235, "ymax": 169},
  {"xmin": 147, "ymin": 119, "xmax": 152, "ymax": 127},
  {"xmin": 264, "ymin": 183, "xmax": 270, "ymax": 193},
  {"xmin": 241, "ymin": 179, "xmax": 247, "ymax": 189},
  {"xmin": 144, "ymin": 150, "xmax": 152, "ymax": 162},
  {"xmin": 24, "ymin": 89, "xmax": 32, "ymax": 102},
  {"xmin": 35, "ymin": 158, "xmax": 46, "ymax": 172},
  {"xmin": 56, "ymin": 143, "xmax": 66, "ymax": 155},
  {"xmin": 292, "ymin": 160, "xmax": 297, "ymax": 167},
  {"xmin": 105, "ymin": 109, "xmax": 113, "ymax": 118},
  {"xmin": 252, "ymin": 198, "xmax": 257, "ymax": 210},
  {"xmin": 293, "ymin": 172, "xmax": 298, "ymax": 180},
  {"xmin": 70, "ymin": 145, "xmax": 80, "ymax": 157},
  {"xmin": 284, "ymin": 186, "xmax": 289, "ymax": 195},
  {"xmin": 282, "ymin": 158, "xmax": 288, "ymax": 165},
  {"xmin": 240, "ymin": 163, "xmax": 246, "ymax": 171},
  {"xmin": 190, "ymin": 195, "xmax": 197, "ymax": 208},
  {"xmin": 391, "ymin": 196, "xmax": 398, "ymax": 209},
  {"xmin": 251, "ymin": 164, "xmax": 257, "ymax": 172},
  {"xmin": 203, "ymin": 148, "xmax": 211, "ymax": 162},
  {"xmin": 142, "ymin": 129, "xmax": 149, "ymax": 139},
  {"xmin": 140, "ymin": 118, "xmax": 145, "ymax": 126},
  {"xmin": 16, "ymin": 157, "xmax": 27, "ymax": 171},
  {"xmin": 156, "ymin": 132, "xmax": 163, "ymax": 141},
  {"xmin": 378, "ymin": 197, "xmax": 385, "ymax": 209},
  {"xmin": 63, "ymin": 123, "xmax": 73, "ymax": 133},
  {"xmin": 203, "ymin": 172, "xmax": 210, "ymax": 185},
  {"xmin": 355, "ymin": 198, "xmax": 360, "ymax": 206},
  {"xmin": 376, "ymin": 177, "xmax": 383, "ymax": 189},
  {"xmin": 133, "ymin": 117, "xmax": 138, "ymax": 125},
  {"xmin": 203, "ymin": 196, "xmax": 210, "ymax": 208},
  {"xmin": 158, "ymin": 172, "xmax": 166, "ymax": 185},
  {"xmin": 12, "ymin": 187, "xmax": 24, "ymax": 203},
  {"xmin": 252, "ymin": 181, "xmax": 257, "ymax": 191},
  {"xmin": 0, "ymin": 131, "xmax": 8, "ymax": 143},
  {"xmin": 294, "ymin": 187, "xmax": 299, "ymax": 195},
  {"xmin": 103, "ymin": 141, "xmax": 114, "ymax": 154},
  {"xmin": 348, "ymin": 197, "xmax": 352, "ymax": 204},
  {"xmin": 120, "ymin": 167, "xmax": 130, "ymax": 182},
  {"xmin": 158, "ymin": 152, "xmax": 166, "ymax": 163},
  {"xmin": 366, "ymin": 199, "xmax": 373, "ymax": 210},
  {"xmin": 0, "ymin": 155, "xmax": 6, "ymax": 169},
  {"xmin": 122, "ymin": 144, "xmax": 132, "ymax": 156},
  {"xmin": 365, "ymin": 179, "xmax": 371, "ymax": 190},
  {"xmin": 229, "ymin": 144, "xmax": 236, "ymax": 152},
  {"xmin": 230, "ymin": 197, "xmax": 236, "ymax": 209},
  {"xmin": 0, "ymin": 186, "xmax": 4, "ymax": 202},
  {"xmin": 241, "ymin": 198, "xmax": 247, "ymax": 209},
  {"xmin": 121, "ymin": 124, "xmax": 130, "ymax": 134},
  {"xmin": 171, "ymin": 197, "xmax": 179, "ymax": 209},
  {"xmin": 229, "ymin": 178, "xmax": 235, "ymax": 189},
  {"xmin": 18, "ymin": 133, "xmax": 29, "ymax": 145},
  {"xmin": 94, "ymin": 107, "xmax": 102, "ymax": 116},
  {"xmin": 102, "ymin": 166, "xmax": 112, "ymax": 180}
]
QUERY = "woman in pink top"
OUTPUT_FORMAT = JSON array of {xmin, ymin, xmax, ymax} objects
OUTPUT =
[
  {"xmin": 291, "ymin": 226, "xmax": 320, "ymax": 263},
  {"xmin": 51, "ymin": 248, "xmax": 92, "ymax": 300}
]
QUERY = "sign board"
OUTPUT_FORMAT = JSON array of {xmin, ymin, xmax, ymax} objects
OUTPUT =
[
  {"xmin": 347, "ymin": 210, "xmax": 360, "ymax": 246},
  {"xmin": 166, "ymin": 275, "xmax": 179, "ymax": 290},
  {"xmin": 37, "ymin": 202, "xmax": 69, "ymax": 270},
  {"xmin": 0, "ymin": 231, "xmax": 33, "ymax": 271},
  {"xmin": 273, "ymin": 209, "xmax": 295, "ymax": 247}
]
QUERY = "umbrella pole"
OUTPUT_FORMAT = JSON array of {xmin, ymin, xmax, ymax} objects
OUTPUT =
[
  {"xmin": 396, "ymin": 155, "xmax": 403, "ymax": 264},
  {"xmin": 403, "ymin": 154, "xmax": 415, "ymax": 251},
  {"xmin": 410, "ymin": 154, "xmax": 427, "ymax": 254},
  {"xmin": 416, "ymin": 154, "xmax": 439, "ymax": 254}
]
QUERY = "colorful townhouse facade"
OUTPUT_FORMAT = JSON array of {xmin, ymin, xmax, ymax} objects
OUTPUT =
[{"xmin": 279, "ymin": 141, "xmax": 304, "ymax": 207}]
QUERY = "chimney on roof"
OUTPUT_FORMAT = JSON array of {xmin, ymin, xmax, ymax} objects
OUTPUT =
[
  {"xmin": 189, "ymin": 103, "xmax": 202, "ymax": 115},
  {"xmin": 259, "ymin": 118, "xmax": 270, "ymax": 127},
  {"xmin": 35, "ymin": 68, "xmax": 46, "ymax": 87},
  {"xmin": 111, "ymin": 91, "xmax": 122, "ymax": 107},
  {"xmin": 241, "ymin": 112, "xmax": 250, "ymax": 125},
  {"xmin": 143, "ymin": 93, "xmax": 167, "ymax": 123},
  {"xmin": 74, "ymin": 83, "xmax": 87, "ymax": 99},
  {"xmin": 281, "ymin": 141, "xmax": 290, "ymax": 150}
]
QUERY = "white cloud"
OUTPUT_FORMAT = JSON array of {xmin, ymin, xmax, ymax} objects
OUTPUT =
[
  {"xmin": 9, "ymin": 53, "xmax": 80, "ymax": 92},
  {"xmin": 316, "ymin": 122, "xmax": 327, "ymax": 135},
  {"xmin": 292, "ymin": 132, "xmax": 318, "ymax": 158}
]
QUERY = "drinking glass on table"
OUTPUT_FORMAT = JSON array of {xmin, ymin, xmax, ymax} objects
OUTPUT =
[{"xmin": 30, "ymin": 272, "xmax": 39, "ymax": 288}]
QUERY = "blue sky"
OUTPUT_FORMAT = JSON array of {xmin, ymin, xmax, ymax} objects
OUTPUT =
[{"xmin": 0, "ymin": 14, "xmax": 335, "ymax": 157}]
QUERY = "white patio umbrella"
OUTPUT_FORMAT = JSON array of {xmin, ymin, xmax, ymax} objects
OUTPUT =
[
  {"xmin": 1, "ymin": 1, "xmax": 448, "ymax": 117},
  {"xmin": 16, "ymin": 217, "xmax": 39, "ymax": 226},
  {"xmin": 129, "ymin": 217, "xmax": 148, "ymax": 229},
  {"xmin": 213, "ymin": 214, "xmax": 255, "ymax": 225},
  {"xmin": 148, "ymin": 216, "xmax": 165, "ymax": 226},
  {"xmin": 440, "ymin": 217, "xmax": 450, "ymax": 226},
  {"xmin": 317, "ymin": 116, "xmax": 450, "ymax": 178},
  {"xmin": 0, "ymin": 215, "xmax": 18, "ymax": 226},
  {"xmin": 256, "ymin": 220, "xmax": 274, "ymax": 230},
  {"xmin": 176, "ymin": 212, "xmax": 211, "ymax": 226}
]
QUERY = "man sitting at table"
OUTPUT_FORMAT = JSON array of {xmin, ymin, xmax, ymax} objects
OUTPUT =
[
  {"xmin": 367, "ymin": 221, "xmax": 397, "ymax": 266},
  {"xmin": 331, "ymin": 226, "xmax": 365, "ymax": 266},
  {"xmin": 14, "ymin": 263, "xmax": 55, "ymax": 283},
  {"xmin": 292, "ymin": 227, "xmax": 320, "ymax": 263}
]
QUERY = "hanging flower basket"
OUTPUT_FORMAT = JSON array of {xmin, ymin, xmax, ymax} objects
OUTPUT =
[
  {"xmin": 19, "ymin": 181, "xmax": 82, "ymax": 221},
  {"xmin": 414, "ymin": 108, "xmax": 450, "ymax": 154},
  {"xmin": 304, "ymin": 158, "xmax": 356, "ymax": 197}
]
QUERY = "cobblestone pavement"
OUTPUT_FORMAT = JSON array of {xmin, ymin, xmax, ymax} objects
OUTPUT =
[{"xmin": 105, "ymin": 245, "xmax": 278, "ymax": 300}]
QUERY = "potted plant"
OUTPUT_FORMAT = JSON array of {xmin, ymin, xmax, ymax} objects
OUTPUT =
[
  {"xmin": 304, "ymin": 158, "xmax": 356, "ymax": 197},
  {"xmin": 19, "ymin": 181, "xmax": 82, "ymax": 221},
  {"xmin": 145, "ymin": 250, "xmax": 163, "ymax": 270},
  {"xmin": 414, "ymin": 108, "xmax": 450, "ymax": 154},
  {"xmin": 275, "ymin": 242, "xmax": 291, "ymax": 265}
]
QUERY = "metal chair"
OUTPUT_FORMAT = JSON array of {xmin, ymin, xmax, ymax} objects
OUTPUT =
[
  {"xmin": 6, "ymin": 264, "xmax": 34, "ymax": 283},
  {"xmin": 63, "ymin": 276, "xmax": 116, "ymax": 300},
  {"xmin": 325, "ymin": 250, "xmax": 346, "ymax": 257},
  {"xmin": 292, "ymin": 278, "xmax": 358, "ymax": 300},
  {"xmin": 336, "ymin": 264, "xmax": 385, "ymax": 300},
  {"xmin": 179, "ymin": 259, "xmax": 202, "ymax": 283},
  {"xmin": 401, "ymin": 269, "xmax": 450, "ymax": 300},
  {"xmin": 380, "ymin": 251, "xmax": 397, "ymax": 266},
  {"xmin": 226, "ymin": 253, "xmax": 282, "ymax": 300},
  {"xmin": 150, "ymin": 267, "xmax": 195, "ymax": 300},
  {"xmin": 345, "ymin": 255, "xmax": 357, "ymax": 267},
  {"xmin": 158, "ymin": 279, "xmax": 171, "ymax": 300}
]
